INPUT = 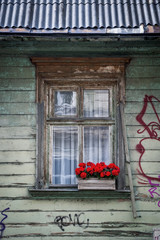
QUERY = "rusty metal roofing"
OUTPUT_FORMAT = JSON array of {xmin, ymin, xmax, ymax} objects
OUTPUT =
[{"xmin": 0, "ymin": 0, "xmax": 160, "ymax": 33}]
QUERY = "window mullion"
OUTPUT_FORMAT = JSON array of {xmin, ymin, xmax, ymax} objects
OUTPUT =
[{"xmin": 79, "ymin": 125, "xmax": 83, "ymax": 164}]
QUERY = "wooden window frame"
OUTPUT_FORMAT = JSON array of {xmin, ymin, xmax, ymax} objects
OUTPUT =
[{"xmin": 31, "ymin": 57, "xmax": 130, "ymax": 192}]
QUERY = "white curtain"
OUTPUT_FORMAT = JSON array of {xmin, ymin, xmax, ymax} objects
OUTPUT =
[
  {"xmin": 83, "ymin": 90, "xmax": 109, "ymax": 117},
  {"xmin": 83, "ymin": 126, "xmax": 110, "ymax": 164},
  {"xmin": 55, "ymin": 91, "xmax": 77, "ymax": 116},
  {"xmin": 52, "ymin": 126, "xmax": 78, "ymax": 184}
]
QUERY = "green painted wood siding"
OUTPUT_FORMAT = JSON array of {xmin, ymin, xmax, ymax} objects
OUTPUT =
[{"xmin": 0, "ymin": 41, "xmax": 160, "ymax": 239}]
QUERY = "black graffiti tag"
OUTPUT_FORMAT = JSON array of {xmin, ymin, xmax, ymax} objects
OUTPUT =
[
  {"xmin": 0, "ymin": 208, "xmax": 10, "ymax": 239},
  {"xmin": 54, "ymin": 213, "xmax": 89, "ymax": 231}
]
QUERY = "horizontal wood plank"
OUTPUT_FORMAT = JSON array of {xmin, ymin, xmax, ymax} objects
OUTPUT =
[
  {"xmin": 0, "ymin": 175, "xmax": 35, "ymax": 186},
  {"xmin": 126, "ymin": 90, "xmax": 160, "ymax": 102},
  {"xmin": 126, "ymin": 66, "xmax": 160, "ymax": 78},
  {"xmin": 0, "ymin": 79, "xmax": 35, "ymax": 91},
  {"xmin": 129, "ymin": 57, "xmax": 160, "ymax": 66},
  {"xmin": 129, "ymin": 150, "xmax": 160, "ymax": 162},
  {"xmin": 0, "ymin": 91, "xmax": 35, "ymax": 103},
  {"xmin": 0, "ymin": 127, "xmax": 36, "ymax": 139},
  {"xmin": 0, "ymin": 187, "xmax": 29, "ymax": 197},
  {"xmin": 0, "ymin": 150, "xmax": 35, "ymax": 161},
  {"xmin": 0, "ymin": 57, "xmax": 33, "ymax": 67},
  {"xmin": 0, "ymin": 67, "xmax": 35, "ymax": 79},
  {"xmin": 126, "ymin": 78, "xmax": 160, "ymax": 90},
  {"xmin": 1, "ymin": 198, "xmax": 159, "ymax": 212},
  {"xmin": 125, "ymin": 113, "xmax": 159, "ymax": 125},
  {"xmin": 0, "ymin": 139, "xmax": 36, "ymax": 151},
  {"xmin": 2, "ymin": 222, "xmax": 154, "ymax": 238},
  {"xmin": 0, "ymin": 115, "xmax": 36, "ymax": 126},
  {"xmin": 4, "ymin": 211, "xmax": 160, "ymax": 224},
  {"xmin": 0, "ymin": 103, "xmax": 36, "ymax": 114},
  {"xmin": 130, "ymin": 162, "xmax": 160, "ymax": 175},
  {"xmin": 125, "ymin": 102, "xmax": 160, "ymax": 114},
  {"xmin": 0, "ymin": 162, "xmax": 35, "ymax": 175},
  {"xmin": 128, "ymin": 138, "xmax": 160, "ymax": 150},
  {"xmin": 0, "ymin": 237, "xmax": 151, "ymax": 240}
]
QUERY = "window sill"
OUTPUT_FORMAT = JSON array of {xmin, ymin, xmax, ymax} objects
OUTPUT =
[{"xmin": 28, "ymin": 188, "xmax": 131, "ymax": 199}]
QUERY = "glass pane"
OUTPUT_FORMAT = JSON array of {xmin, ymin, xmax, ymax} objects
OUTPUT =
[
  {"xmin": 52, "ymin": 126, "xmax": 78, "ymax": 184},
  {"xmin": 83, "ymin": 126, "xmax": 110, "ymax": 164},
  {"xmin": 54, "ymin": 91, "xmax": 77, "ymax": 116},
  {"xmin": 83, "ymin": 90, "xmax": 109, "ymax": 117}
]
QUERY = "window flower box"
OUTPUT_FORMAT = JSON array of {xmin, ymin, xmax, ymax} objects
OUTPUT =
[
  {"xmin": 75, "ymin": 162, "xmax": 120, "ymax": 190},
  {"xmin": 78, "ymin": 178, "xmax": 115, "ymax": 190}
]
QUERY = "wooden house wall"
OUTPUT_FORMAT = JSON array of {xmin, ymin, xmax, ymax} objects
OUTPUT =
[{"xmin": 0, "ymin": 40, "xmax": 160, "ymax": 239}]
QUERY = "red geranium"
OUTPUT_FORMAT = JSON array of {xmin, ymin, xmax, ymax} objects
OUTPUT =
[
  {"xmin": 100, "ymin": 172, "xmax": 105, "ymax": 178},
  {"xmin": 75, "ymin": 168, "xmax": 81, "ymax": 175},
  {"xmin": 112, "ymin": 170, "xmax": 119, "ymax": 176},
  {"xmin": 87, "ymin": 162, "xmax": 95, "ymax": 167},
  {"xmin": 100, "ymin": 162, "xmax": 107, "ymax": 168},
  {"xmin": 80, "ymin": 172, "xmax": 87, "ymax": 179},
  {"xmin": 106, "ymin": 171, "xmax": 111, "ymax": 177},
  {"xmin": 79, "ymin": 163, "xmax": 86, "ymax": 168},
  {"xmin": 75, "ymin": 161, "xmax": 120, "ymax": 179}
]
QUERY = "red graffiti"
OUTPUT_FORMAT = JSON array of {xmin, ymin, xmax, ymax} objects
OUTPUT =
[{"xmin": 136, "ymin": 95, "xmax": 160, "ymax": 184}]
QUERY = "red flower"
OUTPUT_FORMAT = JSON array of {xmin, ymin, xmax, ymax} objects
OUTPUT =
[
  {"xmin": 75, "ymin": 168, "xmax": 81, "ymax": 175},
  {"xmin": 75, "ymin": 161, "xmax": 119, "ymax": 179},
  {"xmin": 79, "ymin": 163, "xmax": 86, "ymax": 168},
  {"xmin": 108, "ymin": 163, "xmax": 115, "ymax": 169},
  {"xmin": 95, "ymin": 166, "xmax": 104, "ymax": 173},
  {"xmin": 79, "ymin": 167, "xmax": 85, "ymax": 172},
  {"xmin": 100, "ymin": 172, "xmax": 105, "ymax": 178},
  {"xmin": 80, "ymin": 172, "xmax": 87, "ymax": 179},
  {"xmin": 106, "ymin": 171, "xmax": 111, "ymax": 177},
  {"xmin": 112, "ymin": 170, "xmax": 119, "ymax": 176},
  {"xmin": 87, "ymin": 167, "xmax": 93, "ymax": 172},
  {"xmin": 100, "ymin": 162, "xmax": 107, "ymax": 168},
  {"xmin": 115, "ymin": 166, "xmax": 120, "ymax": 172},
  {"xmin": 87, "ymin": 162, "xmax": 95, "ymax": 167}
]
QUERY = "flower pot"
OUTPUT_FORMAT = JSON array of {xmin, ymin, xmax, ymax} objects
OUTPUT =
[{"xmin": 78, "ymin": 178, "xmax": 115, "ymax": 190}]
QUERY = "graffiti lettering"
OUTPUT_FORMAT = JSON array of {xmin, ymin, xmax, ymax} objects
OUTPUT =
[
  {"xmin": 0, "ymin": 208, "xmax": 10, "ymax": 239},
  {"xmin": 148, "ymin": 187, "xmax": 160, "ymax": 198},
  {"xmin": 54, "ymin": 213, "xmax": 89, "ymax": 231},
  {"xmin": 136, "ymin": 95, "xmax": 160, "ymax": 207},
  {"xmin": 136, "ymin": 95, "xmax": 160, "ymax": 184},
  {"xmin": 148, "ymin": 181, "xmax": 160, "ymax": 207}
]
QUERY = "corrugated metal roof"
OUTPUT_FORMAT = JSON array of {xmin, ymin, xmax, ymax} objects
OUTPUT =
[{"xmin": 0, "ymin": 0, "xmax": 160, "ymax": 31}]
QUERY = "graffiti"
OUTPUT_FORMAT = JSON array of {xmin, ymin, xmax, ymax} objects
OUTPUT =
[
  {"xmin": 54, "ymin": 213, "xmax": 89, "ymax": 231},
  {"xmin": 0, "ymin": 208, "xmax": 10, "ymax": 239},
  {"xmin": 136, "ymin": 95, "xmax": 160, "ymax": 184},
  {"xmin": 136, "ymin": 95, "xmax": 160, "ymax": 206},
  {"xmin": 148, "ymin": 177, "xmax": 160, "ymax": 207}
]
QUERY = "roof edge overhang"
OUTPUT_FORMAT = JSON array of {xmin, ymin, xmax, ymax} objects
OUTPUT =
[{"xmin": 0, "ymin": 25, "xmax": 160, "ymax": 37}]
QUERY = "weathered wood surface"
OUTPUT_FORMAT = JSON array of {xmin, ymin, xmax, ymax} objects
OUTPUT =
[
  {"xmin": 0, "ymin": 78, "xmax": 35, "ymax": 90},
  {"xmin": 78, "ymin": 178, "xmax": 115, "ymax": 190},
  {"xmin": 0, "ymin": 139, "xmax": 36, "ymax": 151},
  {"xmin": 0, "ymin": 40, "xmax": 160, "ymax": 56},
  {"xmin": 0, "ymin": 67, "xmax": 35, "ymax": 78},
  {"xmin": 126, "ymin": 78, "xmax": 160, "ymax": 90},
  {"xmin": 0, "ymin": 91, "xmax": 35, "ymax": 102},
  {"xmin": 0, "ymin": 51, "xmax": 160, "ymax": 239},
  {"xmin": 0, "ymin": 127, "xmax": 36, "ymax": 139},
  {"xmin": 0, "ymin": 103, "xmax": 36, "ymax": 114},
  {"xmin": 0, "ymin": 163, "xmax": 35, "ymax": 175},
  {"xmin": 0, "ymin": 150, "xmax": 35, "ymax": 161},
  {"xmin": 0, "ymin": 115, "xmax": 36, "ymax": 126},
  {"xmin": 0, "ymin": 237, "xmax": 152, "ymax": 240}
]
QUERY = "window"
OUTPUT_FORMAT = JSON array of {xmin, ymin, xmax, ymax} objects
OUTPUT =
[
  {"xmin": 49, "ymin": 87, "xmax": 113, "ymax": 186},
  {"xmin": 32, "ymin": 57, "xmax": 129, "ymax": 191}
]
